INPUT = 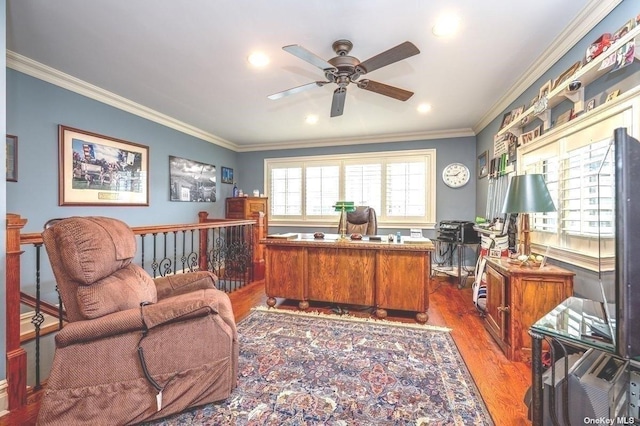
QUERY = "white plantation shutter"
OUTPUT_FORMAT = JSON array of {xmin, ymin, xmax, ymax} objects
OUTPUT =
[
  {"xmin": 344, "ymin": 163, "xmax": 382, "ymax": 213},
  {"xmin": 269, "ymin": 166, "xmax": 302, "ymax": 217},
  {"xmin": 265, "ymin": 149, "xmax": 436, "ymax": 226},
  {"xmin": 306, "ymin": 165, "xmax": 340, "ymax": 216},
  {"xmin": 385, "ymin": 160, "xmax": 426, "ymax": 217}
]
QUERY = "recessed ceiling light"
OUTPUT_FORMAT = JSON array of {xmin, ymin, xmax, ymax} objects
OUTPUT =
[
  {"xmin": 417, "ymin": 103, "xmax": 432, "ymax": 113},
  {"xmin": 305, "ymin": 115, "xmax": 319, "ymax": 124},
  {"xmin": 248, "ymin": 52, "xmax": 269, "ymax": 67},
  {"xmin": 432, "ymin": 14, "xmax": 460, "ymax": 37}
]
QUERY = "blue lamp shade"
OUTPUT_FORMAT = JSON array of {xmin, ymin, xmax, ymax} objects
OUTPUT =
[{"xmin": 501, "ymin": 174, "xmax": 556, "ymax": 214}]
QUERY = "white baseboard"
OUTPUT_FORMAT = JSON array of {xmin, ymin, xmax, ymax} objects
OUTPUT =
[{"xmin": 0, "ymin": 379, "xmax": 8, "ymax": 418}]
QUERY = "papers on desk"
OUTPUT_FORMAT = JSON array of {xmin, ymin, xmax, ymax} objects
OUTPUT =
[
  {"xmin": 266, "ymin": 233, "xmax": 298, "ymax": 239},
  {"xmin": 403, "ymin": 237, "xmax": 432, "ymax": 244}
]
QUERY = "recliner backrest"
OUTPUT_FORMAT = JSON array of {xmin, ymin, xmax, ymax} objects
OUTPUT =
[{"xmin": 42, "ymin": 216, "xmax": 157, "ymax": 322}]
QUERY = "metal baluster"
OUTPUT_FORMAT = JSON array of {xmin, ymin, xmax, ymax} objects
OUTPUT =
[
  {"xmin": 151, "ymin": 233, "xmax": 159, "ymax": 278},
  {"xmin": 31, "ymin": 244, "xmax": 45, "ymax": 389}
]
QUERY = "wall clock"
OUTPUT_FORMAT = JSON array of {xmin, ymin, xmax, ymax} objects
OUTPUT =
[{"xmin": 442, "ymin": 163, "xmax": 470, "ymax": 188}]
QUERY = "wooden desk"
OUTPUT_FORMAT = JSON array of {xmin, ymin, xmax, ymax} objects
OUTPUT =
[{"xmin": 261, "ymin": 235, "xmax": 434, "ymax": 323}]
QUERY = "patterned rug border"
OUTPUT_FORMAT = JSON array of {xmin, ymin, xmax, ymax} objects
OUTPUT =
[{"xmin": 249, "ymin": 305, "xmax": 452, "ymax": 332}]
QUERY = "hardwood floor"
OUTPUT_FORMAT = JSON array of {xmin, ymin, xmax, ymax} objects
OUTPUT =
[{"xmin": 1, "ymin": 277, "xmax": 532, "ymax": 425}]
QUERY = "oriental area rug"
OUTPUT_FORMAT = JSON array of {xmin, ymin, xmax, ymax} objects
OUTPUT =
[{"xmin": 148, "ymin": 308, "xmax": 494, "ymax": 425}]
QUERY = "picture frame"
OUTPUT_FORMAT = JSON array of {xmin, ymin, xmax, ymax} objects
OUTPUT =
[
  {"xmin": 221, "ymin": 166, "xmax": 234, "ymax": 184},
  {"xmin": 538, "ymin": 80, "xmax": 553, "ymax": 100},
  {"xmin": 586, "ymin": 98, "xmax": 596, "ymax": 112},
  {"xmin": 58, "ymin": 125, "xmax": 149, "ymax": 206},
  {"xmin": 477, "ymin": 150, "xmax": 488, "ymax": 179},
  {"xmin": 605, "ymin": 89, "xmax": 620, "ymax": 103},
  {"xmin": 500, "ymin": 111, "xmax": 512, "ymax": 130},
  {"xmin": 169, "ymin": 156, "xmax": 216, "ymax": 202},
  {"xmin": 6, "ymin": 134, "xmax": 17, "ymax": 182},
  {"xmin": 551, "ymin": 61, "xmax": 582, "ymax": 91}
]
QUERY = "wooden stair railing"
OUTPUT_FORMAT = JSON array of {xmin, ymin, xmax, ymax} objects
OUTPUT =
[{"xmin": 4, "ymin": 212, "xmax": 267, "ymax": 414}]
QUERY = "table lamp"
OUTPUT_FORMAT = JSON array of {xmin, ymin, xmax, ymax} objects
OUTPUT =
[
  {"xmin": 501, "ymin": 174, "xmax": 555, "ymax": 255},
  {"xmin": 333, "ymin": 201, "xmax": 356, "ymax": 239}
]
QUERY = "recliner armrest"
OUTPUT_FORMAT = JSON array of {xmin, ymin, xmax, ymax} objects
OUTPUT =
[
  {"xmin": 54, "ymin": 291, "xmax": 217, "ymax": 348},
  {"xmin": 154, "ymin": 270, "xmax": 218, "ymax": 300}
]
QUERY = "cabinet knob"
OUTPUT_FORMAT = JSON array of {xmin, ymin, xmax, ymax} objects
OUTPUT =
[{"xmin": 497, "ymin": 305, "xmax": 511, "ymax": 316}]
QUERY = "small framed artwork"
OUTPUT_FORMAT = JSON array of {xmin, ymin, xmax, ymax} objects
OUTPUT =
[
  {"xmin": 586, "ymin": 98, "xmax": 596, "ymax": 112},
  {"xmin": 58, "ymin": 125, "xmax": 149, "ymax": 206},
  {"xmin": 500, "ymin": 111, "xmax": 512, "ymax": 130},
  {"xmin": 551, "ymin": 61, "xmax": 582, "ymax": 91},
  {"xmin": 6, "ymin": 134, "xmax": 17, "ymax": 182},
  {"xmin": 605, "ymin": 89, "xmax": 620, "ymax": 103},
  {"xmin": 477, "ymin": 150, "xmax": 488, "ymax": 179},
  {"xmin": 221, "ymin": 166, "xmax": 234, "ymax": 184},
  {"xmin": 538, "ymin": 80, "xmax": 553, "ymax": 100}
]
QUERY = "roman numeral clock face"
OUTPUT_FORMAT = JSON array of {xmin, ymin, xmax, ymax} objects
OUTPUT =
[{"xmin": 442, "ymin": 163, "xmax": 470, "ymax": 188}]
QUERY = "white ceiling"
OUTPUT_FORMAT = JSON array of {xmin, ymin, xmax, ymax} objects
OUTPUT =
[{"xmin": 6, "ymin": 0, "xmax": 616, "ymax": 151}]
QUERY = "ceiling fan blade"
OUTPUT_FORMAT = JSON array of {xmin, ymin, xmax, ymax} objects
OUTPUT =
[
  {"xmin": 357, "ymin": 41, "xmax": 420, "ymax": 74},
  {"xmin": 357, "ymin": 79, "xmax": 414, "ymax": 101},
  {"xmin": 268, "ymin": 81, "xmax": 328, "ymax": 100},
  {"xmin": 330, "ymin": 87, "xmax": 347, "ymax": 117},
  {"xmin": 283, "ymin": 45, "xmax": 337, "ymax": 73}
]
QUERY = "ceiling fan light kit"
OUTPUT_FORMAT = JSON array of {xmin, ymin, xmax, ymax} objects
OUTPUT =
[{"xmin": 268, "ymin": 39, "xmax": 420, "ymax": 117}]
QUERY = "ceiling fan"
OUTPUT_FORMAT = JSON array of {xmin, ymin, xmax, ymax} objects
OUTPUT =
[{"xmin": 268, "ymin": 39, "xmax": 420, "ymax": 117}]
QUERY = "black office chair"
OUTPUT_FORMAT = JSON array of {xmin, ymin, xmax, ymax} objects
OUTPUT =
[{"xmin": 339, "ymin": 206, "xmax": 377, "ymax": 235}]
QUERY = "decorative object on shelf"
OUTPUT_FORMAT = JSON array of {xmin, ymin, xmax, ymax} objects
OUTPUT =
[
  {"xmin": 586, "ymin": 33, "xmax": 613, "ymax": 63},
  {"xmin": 507, "ymin": 137, "xmax": 517, "ymax": 163},
  {"xmin": 58, "ymin": 125, "xmax": 149, "ymax": 206},
  {"xmin": 477, "ymin": 150, "xmax": 488, "ymax": 179},
  {"xmin": 568, "ymin": 79, "xmax": 582, "ymax": 92},
  {"xmin": 442, "ymin": 163, "xmax": 470, "ymax": 188},
  {"xmin": 586, "ymin": 98, "xmax": 597, "ymax": 111},
  {"xmin": 605, "ymin": 89, "xmax": 620, "ymax": 102},
  {"xmin": 502, "ymin": 174, "xmax": 556, "ymax": 255},
  {"xmin": 221, "ymin": 166, "xmax": 234, "ymax": 184},
  {"xmin": 533, "ymin": 95, "xmax": 548, "ymax": 115},
  {"xmin": 333, "ymin": 201, "xmax": 356, "ymax": 239},
  {"xmin": 6, "ymin": 134, "xmax": 17, "ymax": 182},
  {"xmin": 169, "ymin": 156, "xmax": 216, "ymax": 202},
  {"xmin": 551, "ymin": 61, "xmax": 582, "ymax": 91},
  {"xmin": 520, "ymin": 129, "xmax": 536, "ymax": 146}
]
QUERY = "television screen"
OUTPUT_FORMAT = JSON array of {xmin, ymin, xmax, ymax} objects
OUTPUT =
[{"xmin": 612, "ymin": 127, "xmax": 640, "ymax": 359}]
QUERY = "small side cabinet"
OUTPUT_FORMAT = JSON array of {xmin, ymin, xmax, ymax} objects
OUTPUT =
[
  {"xmin": 225, "ymin": 197, "xmax": 268, "ymax": 231},
  {"xmin": 483, "ymin": 257, "xmax": 574, "ymax": 363}
]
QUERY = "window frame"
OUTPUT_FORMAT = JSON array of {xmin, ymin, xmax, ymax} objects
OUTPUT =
[
  {"xmin": 517, "ymin": 94, "xmax": 639, "ymax": 271},
  {"xmin": 264, "ymin": 149, "xmax": 437, "ymax": 228}
]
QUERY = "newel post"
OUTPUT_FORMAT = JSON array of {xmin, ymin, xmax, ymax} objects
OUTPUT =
[
  {"xmin": 252, "ymin": 212, "xmax": 265, "ymax": 281},
  {"xmin": 198, "ymin": 211, "xmax": 210, "ymax": 272},
  {"xmin": 6, "ymin": 213, "xmax": 28, "ymax": 410}
]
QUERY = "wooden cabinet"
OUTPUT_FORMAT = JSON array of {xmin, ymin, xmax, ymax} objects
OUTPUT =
[
  {"xmin": 225, "ymin": 197, "xmax": 268, "ymax": 231},
  {"xmin": 483, "ymin": 257, "xmax": 574, "ymax": 363}
]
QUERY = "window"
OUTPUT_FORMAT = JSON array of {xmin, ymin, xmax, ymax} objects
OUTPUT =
[
  {"xmin": 265, "ymin": 149, "xmax": 436, "ymax": 227},
  {"xmin": 519, "ymin": 104, "xmax": 633, "ymax": 269}
]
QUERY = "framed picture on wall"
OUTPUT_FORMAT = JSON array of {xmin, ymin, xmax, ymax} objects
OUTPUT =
[
  {"xmin": 169, "ymin": 156, "xmax": 216, "ymax": 202},
  {"xmin": 477, "ymin": 150, "xmax": 488, "ymax": 179},
  {"xmin": 6, "ymin": 134, "xmax": 17, "ymax": 182},
  {"xmin": 221, "ymin": 166, "xmax": 234, "ymax": 184},
  {"xmin": 58, "ymin": 125, "xmax": 149, "ymax": 206}
]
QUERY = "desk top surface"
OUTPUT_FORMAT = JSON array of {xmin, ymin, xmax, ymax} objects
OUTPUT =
[{"xmin": 261, "ymin": 233, "xmax": 434, "ymax": 251}]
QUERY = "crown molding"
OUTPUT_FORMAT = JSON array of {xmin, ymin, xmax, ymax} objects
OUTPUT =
[
  {"xmin": 234, "ymin": 128, "xmax": 476, "ymax": 152},
  {"xmin": 6, "ymin": 51, "xmax": 239, "ymax": 151},
  {"xmin": 473, "ymin": 0, "xmax": 622, "ymax": 134}
]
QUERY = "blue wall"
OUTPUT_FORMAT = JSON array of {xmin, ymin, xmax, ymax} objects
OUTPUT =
[{"xmin": 6, "ymin": 70, "xmax": 239, "ymax": 233}]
